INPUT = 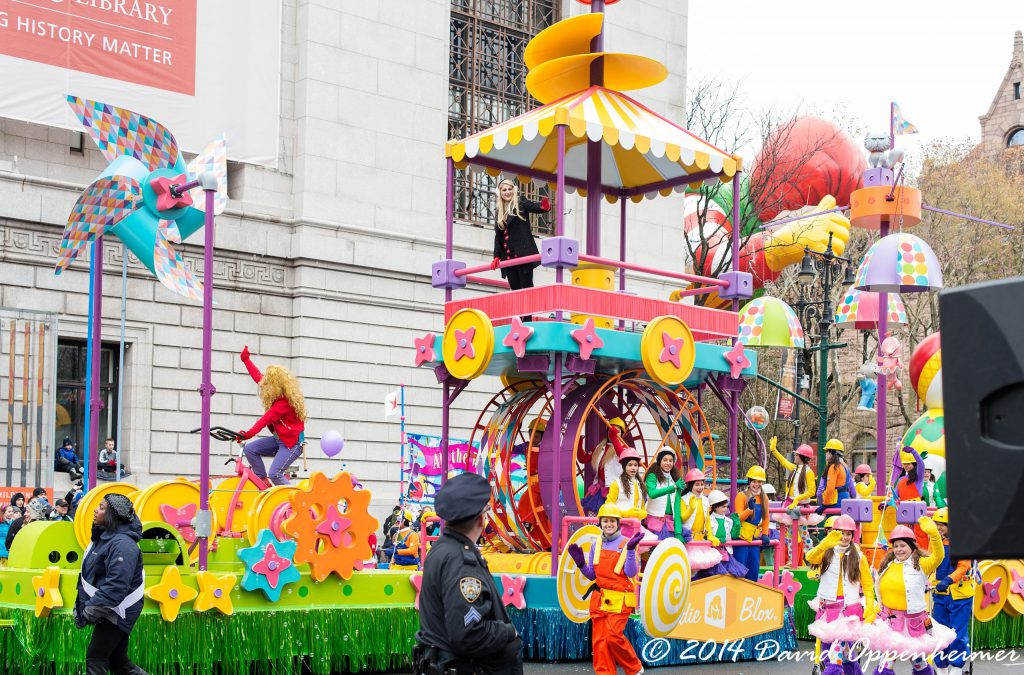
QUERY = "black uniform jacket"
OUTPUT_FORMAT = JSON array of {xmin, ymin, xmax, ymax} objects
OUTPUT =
[
  {"xmin": 493, "ymin": 198, "xmax": 546, "ymax": 278},
  {"xmin": 415, "ymin": 530, "xmax": 523, "ymax": 674}
]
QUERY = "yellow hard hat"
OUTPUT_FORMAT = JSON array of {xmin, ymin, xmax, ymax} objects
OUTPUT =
[
  {"xmin": 596, "ymin": 503, "xmax": 622, "ymax": 520},
  {"xmin": 933, "ymin": 507, "xmax": 949, "ymax": 524},
  {"xmin": 401, "ymin": 509, "xmax": 415, "ymax": 522},
  {"xmin": 824, "ymin": 516, "xmax": 837, "ymax": 529},
  {"xmin": 529, "ymin": 417, "xmax": 547, "ymax": 433},
  {"xmin": 608, "ymin": 417, "xmax": 626, "ymax": 431},
  {"xmin": 900, "ymin": 451, "xmax": 917, "ymax": 465},
  {"xmin": 746, "ymin": 465, "xmax": 767, "ymax": 482},
  {"xmin": 824, "ymin": 439, "xmax": 845, "ymax": 453}
]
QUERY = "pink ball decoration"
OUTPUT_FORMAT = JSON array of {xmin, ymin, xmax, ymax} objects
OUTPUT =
[{"xmin": 320, "ymin": 430, "xmax": 345, "ymax": 458}]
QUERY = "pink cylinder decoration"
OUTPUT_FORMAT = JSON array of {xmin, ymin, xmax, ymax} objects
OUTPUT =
[{"xmin": 834, "ymin": 286, "xmax": 907, "ymax": 330}]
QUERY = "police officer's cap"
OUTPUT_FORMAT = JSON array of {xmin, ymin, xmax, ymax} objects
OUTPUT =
[{"xmin": 435, "ymin": 473, "xmax": 490, "ymax": 521}]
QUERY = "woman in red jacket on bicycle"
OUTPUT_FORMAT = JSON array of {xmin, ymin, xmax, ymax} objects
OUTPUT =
[{"xmin": 237, "ymin": 346, "xmax": 307, "ymax": 486}]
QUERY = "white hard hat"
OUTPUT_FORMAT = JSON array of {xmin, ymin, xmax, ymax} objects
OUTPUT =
[
  {"xmin": 763, "ymin": 483, "xmax": 776, "ymax": 495},
  {"xmin": 707, "ymin": 489, "xmax": 729, "ymax": 506}
]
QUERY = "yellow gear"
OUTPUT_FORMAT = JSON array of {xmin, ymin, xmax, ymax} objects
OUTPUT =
[
  {"xmin": 900, "ymin": 451, "xmax": 918, "ymax": 465},
  {"xmin": 596, "ymin": 503, "xmax": 623, "ymax": 520},
  {"xmin": 746, "ymin": 465, "xmax": 766, "ymax": 482},
  {"xmin": 825, "ymin": 439, "xmax": 845, "ymax": 453},
  {"xmin": 932, "ymin": 507, "xmax": 948, "ymax": 524}
]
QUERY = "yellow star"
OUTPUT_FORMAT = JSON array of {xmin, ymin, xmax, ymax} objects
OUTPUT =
[
  {"xmin": 32, "ymin": 566, "xmax": 63, "ymax": 618},
  {"xmin": 145, "ymin": 566, "xmax": 198, "ymax": 622},
  {"xmin": 193, "ymin": 571, "xmax": 237, "ymax": 615}
]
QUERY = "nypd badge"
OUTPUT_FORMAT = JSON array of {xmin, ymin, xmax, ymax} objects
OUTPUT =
[{"xmin": 460, "ymin": 576, "xmax": 483, "ymax": 603}]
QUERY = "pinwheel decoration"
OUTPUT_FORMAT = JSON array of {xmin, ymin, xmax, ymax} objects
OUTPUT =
[{"xmin": 55, "ymin": 95, "xmax": 227, "ymax": 301}]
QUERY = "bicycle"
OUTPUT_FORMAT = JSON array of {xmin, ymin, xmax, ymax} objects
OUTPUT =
[{"xmin": 191, "ymin": 426, "xmax": 306, "ymax": 539}]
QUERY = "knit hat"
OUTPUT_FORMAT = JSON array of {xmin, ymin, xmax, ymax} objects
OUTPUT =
[
  {"xmin": 26, "ymin": 501, "xmax": 49, "ymax": 519},
  {"xmin": 104, "ymin": 494, "xmax": 136, "ymax": 523}
]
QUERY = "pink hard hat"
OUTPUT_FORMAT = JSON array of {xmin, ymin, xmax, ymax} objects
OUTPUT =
[
  {"xmin": 684, "ymin": 468, "xmax": 706, "ymax": 483},
  {"xmin": 618, "ymin": 447, "xmax": 642, "ymax": 464},
  {"xmin": 854, "ymin": 464, "xmax": 873, "ymax": 475},
  {"xmin": 795, "ymin": 444, "xmax": 814, "ymax": 460},
  {"xmin": 830, "ymin": 514, "xmax": 857, "ymax": 532},
  {"xmin": 890, "ymin": 525, "xmax": 918, "ymax": 547}
]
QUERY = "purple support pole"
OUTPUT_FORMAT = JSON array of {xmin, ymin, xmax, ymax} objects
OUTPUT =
[
  {"xmin": 549, "ymin": 356, "xmax": 563, "ymax": 572},
  {"xmin": 618, "ymin": 197, "xmax": 626, "ymax": 329},
  {"xmin": 87, "ymin": 236, "xmax": 103, "ymax": 492},
  {"xmin": 441, "ymin": 159, "xmax": 455, "ymax": 486},
  {"xmin": 585, "ymin": 0, "xmax": 604, "ymax": 256},
  {"xmin": 875, "ymin": 221, "xmax": 890, "ymax": 495},
  {"xmin": 555, "ymin": 126, "xmax": 566, "ymax": 313},
  {"xmin": 888, "ymin": 101, "xmax": 895, "ymax": 154},
  {"xmin": 197, "ymin": 187, "xmax": 217, "ymax": 570},
  {"xmin": 728, "ymin": 171, "xmax": 742, "ymax": 499}
]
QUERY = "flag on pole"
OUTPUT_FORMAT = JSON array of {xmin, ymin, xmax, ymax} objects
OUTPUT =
[
  {"xmin": 891, "ymin": 103, "xmax": 919, "ymax": 135},
  {"xmin": 384, "ymin": 390, "xmax": 400, "ymax": 418}
]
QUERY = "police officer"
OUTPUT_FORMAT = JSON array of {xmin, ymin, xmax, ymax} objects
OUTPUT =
[{"xmin": 413, "ymin": 473, "xmax": 522, "ymax": 675}]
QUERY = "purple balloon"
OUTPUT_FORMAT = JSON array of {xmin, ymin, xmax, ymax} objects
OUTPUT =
[{"xmin": 320, "ymin": 430, "xmax": 345, "ymax": 458}]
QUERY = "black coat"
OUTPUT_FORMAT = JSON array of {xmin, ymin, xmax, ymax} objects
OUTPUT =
[
  {"xmin": 415, "ymin": 530, "xmax": 522, "ymax": 674},
  {"xmin": 493, "ymin": 198, "xmax": 547, "ymax": 278},
  {"xmin": 74, "ymin": 517, "xmax": 144, "ymax": 633},
  {"xmin": 4, "ymin": 516, "xmax": 27, "ymax": 552}
]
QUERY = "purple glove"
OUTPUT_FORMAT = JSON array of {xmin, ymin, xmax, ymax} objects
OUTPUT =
[
  {"xmin": 626, "ymin": 531, "xmax": 644, "ymax": 550},
  {"xmin": 566, "ymin": 543, "xmax": 587, "ymax": 569}
]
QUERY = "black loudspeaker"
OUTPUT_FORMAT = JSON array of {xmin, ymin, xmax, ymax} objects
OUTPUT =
[{"xmin": 940, "ymin": 276, "xmax": 1024, "ymax": 560}]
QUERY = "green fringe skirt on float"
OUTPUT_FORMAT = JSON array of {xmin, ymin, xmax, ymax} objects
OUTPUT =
[{"xmin": 0, "ymin": 606, "xmax": 419, "ymax": 675}]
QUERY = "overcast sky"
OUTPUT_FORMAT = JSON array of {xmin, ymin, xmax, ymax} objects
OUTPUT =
[{"xmin": 688, "ymin": 0, "xmax": 1024, "ymax": 153}]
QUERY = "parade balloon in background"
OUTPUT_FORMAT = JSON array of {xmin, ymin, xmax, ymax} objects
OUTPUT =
[
  {"xmin": 320, "ymin": 430, "xmax": 345, "ymax": 458},
  {"xmin": 902, "ymin": 333, "xmax": 945, "ymax": 475}
]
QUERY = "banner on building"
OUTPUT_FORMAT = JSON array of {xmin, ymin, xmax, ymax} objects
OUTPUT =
[
  {"xmin": 0, "ymin": 0, "xmax": 281, "ymax": 166},
  {"xmin": 775, "ymin": 348, "xmax": 798, "ymax": 422},
  {"xmin": 0, "ymin": 309, "xmax": 58, "ymax": 499},
  {"xmin": 402, "ymin": 433, "xmax": 482, "ymax": 507}
]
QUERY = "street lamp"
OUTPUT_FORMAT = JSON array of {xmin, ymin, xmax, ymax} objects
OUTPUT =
[{"xmin": 789, "ymin": 233, "xmax": 852, "ymax": 468}]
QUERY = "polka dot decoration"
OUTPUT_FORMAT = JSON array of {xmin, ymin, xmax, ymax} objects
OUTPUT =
[
  {"xmin": 834, "ymin": 286, "xmax": 907, "ymax": 330},
  {"xmin": 853, "ymin": 233, "xmax": 943, "ymax": 293},
  {"xmin": 738, "ymin": 297, "xmax": 805, "ymax": 349}
]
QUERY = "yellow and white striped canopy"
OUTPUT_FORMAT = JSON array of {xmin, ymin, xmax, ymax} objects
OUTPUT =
[{"xmin": 445, "ymin": 86, "xmax": 740, "ymax": 202}]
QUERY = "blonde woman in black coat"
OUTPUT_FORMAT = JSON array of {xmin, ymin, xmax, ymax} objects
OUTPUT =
[{"xmin": 490, "ymin": 180, "xmax": 550, "ymax": 309}]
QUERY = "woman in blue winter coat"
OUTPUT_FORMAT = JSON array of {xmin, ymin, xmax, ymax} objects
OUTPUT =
[{"xmin": 74, "ymin": 494, "xmax": 147, "ymax": 675}]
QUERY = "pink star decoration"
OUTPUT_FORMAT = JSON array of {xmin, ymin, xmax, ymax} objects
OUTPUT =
[
  {"xmin": 453, "ymin": 326, "xmax": 477, "ymax": 361},
  {"xmin": 252, "ymin": 542, "xmax": 293, "ymax": 589},
  {"xmin": 502, "ymin": 318, "xmax": 534, "ymax": 358},
  {"xmin": 315, "ymin": 504, "xmax": 352, "ymax": 548},
  {"xmin": 659, "ymin": 331, "xmax": 685, "ymax": 368},
  {"xmin": 981, "ymin": 576, "xmax": 1003, "ymax": 609},
  {"xmin": 778, "ymin": 570, "xmax": 802, "ymax": 606},
  {"xmin": 500, "ymin": 574, "xmax": 527, "ymax": 609},
  {"xmin": 570, "ymin": 318, "xmax": 604, "ymax": 360},
  {"xmin": 1011, "ymin": 569, "xmax": 1024, "ymax": 599},
  {"xmin": 410, "ymin": 573, "xmax": 423, "ymax": 609},
  {"xmin": 160, "ymin": 503, "xmax": 198, "ymax": 543},
  {"xmin": 150, "ymin": 174, "xmax": 194, "ymax": 211},
  {"xmin": 413, "ymin": 332, "xmax": 436, "ymax": 367},
  {"xmin": 723, "ymin": 341, "xmax": 751, "ymax": 379},
  {"xmin": 756, "ymin": 570, "xmax": 800, "ymax": 605}
]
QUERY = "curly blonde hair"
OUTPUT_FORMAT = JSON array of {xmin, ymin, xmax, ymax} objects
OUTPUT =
[{"xmin": 258, "ymin": 365, "xmax": 307, "ymax": 421}]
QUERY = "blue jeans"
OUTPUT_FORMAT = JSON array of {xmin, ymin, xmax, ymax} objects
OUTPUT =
[
  {"xmin": 243, "ymin": 436, "xmax": 302, "ymax": 486},
  {"xmin": 933, "ymin": 594, "xmax": 972, "ymax": 668}
]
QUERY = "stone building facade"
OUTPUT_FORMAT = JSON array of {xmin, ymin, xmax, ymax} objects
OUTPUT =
[
  {"xmin": 0, "ymin": 0, "xmax": 689, "ymax": 517},
  {"xmin": 980, "ymin": 30, "xmax": 1024, "ymax": 152}
]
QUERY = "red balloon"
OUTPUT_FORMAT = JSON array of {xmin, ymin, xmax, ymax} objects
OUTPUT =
[
  {"xmin": 751, "ymin": 117, "xmax": 866, "ymax": 221},
  {"xmin": 909, "ymin": 332, "xmax": 942, "ymax": 396}
]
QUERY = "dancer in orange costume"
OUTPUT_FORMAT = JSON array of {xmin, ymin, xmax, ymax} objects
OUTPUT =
[{"xmin": 566, "ymin": 504, "xmax": 644, "ymax": 675}]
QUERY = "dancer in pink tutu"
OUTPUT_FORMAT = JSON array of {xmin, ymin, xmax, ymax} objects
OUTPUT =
[
  {"xmin": 867, "ymin": 518, "xmax": 954, "ymax": 675},
  {"xmin": 676, "ymin": 468, "xmax": 723, "ymax": 573},
  {"xmin": 806, "ymin": 515, "xmax": 875, "ymax": 675}
]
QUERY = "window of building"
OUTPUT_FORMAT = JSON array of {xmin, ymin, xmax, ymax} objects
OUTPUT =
[
  {"xmin": 1009, "ymin": 128, "xmax": 1024, "ymax": 148},
  {"xmin": 449, "ymin": 0, "xmax": 560, "ymax": 233},
  {"xmin": 849, "ymin": 433, "xmax": 876, "ymax": 477},
  {"xmin": 1015, "ymin": 82, "xmax": 1021, "ymax": 100},
  {"xmin": 55, "ymin": 339, "xmax": 120, "ymax": 457}
]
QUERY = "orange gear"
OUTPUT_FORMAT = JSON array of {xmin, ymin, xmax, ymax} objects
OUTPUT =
[{"xmin": 283, "ymin": 471, "xmax": 379, "ymax": 581}]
